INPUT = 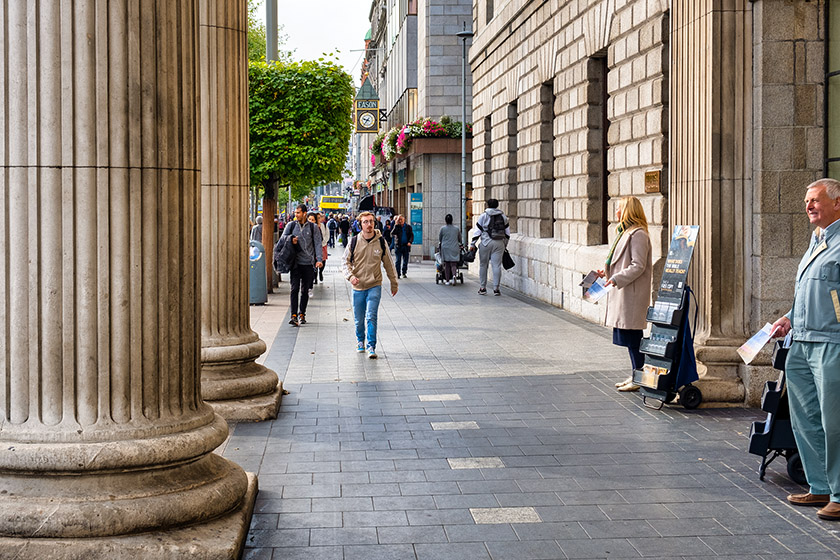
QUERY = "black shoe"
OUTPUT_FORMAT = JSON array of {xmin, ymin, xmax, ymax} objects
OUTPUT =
[
  {"xmin": 478, "ymin": 288, "xmax": 487, "ymax": 295},
  {"xmin": 289, "ymin": 314, "xmax": 299, "ymax": 326},
  {"xmin": 299, "ymin": 313, "xmax": 307, "ymax": 325},
  {"xmin": 402, "ymin": 272, "xmax": 407, "ymax": 278},
  {"xmin": 494, "ymin": 289, "xmax": 501, "ymax": 296}
]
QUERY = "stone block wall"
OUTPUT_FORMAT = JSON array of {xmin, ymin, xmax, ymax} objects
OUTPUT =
[
  {"xmin": 470, "ymin": 0, "xmax": 669, "ymax": 318},
  {"xmin": 417, "ymin": 0, "xmax": 474, "ymax": 122},
  {"xmin": 751, "ymin": 0, "xmax": 824, "ymax": 326}
]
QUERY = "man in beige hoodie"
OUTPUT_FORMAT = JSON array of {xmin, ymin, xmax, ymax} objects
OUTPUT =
[{"xmin": 342, "ymin": 211, "xmax": 399, "ymax": 359}]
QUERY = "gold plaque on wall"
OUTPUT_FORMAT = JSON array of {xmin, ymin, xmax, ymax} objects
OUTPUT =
[{"xmin": 645, "ymin": 170, "xmax": 661, "ymax": 194}]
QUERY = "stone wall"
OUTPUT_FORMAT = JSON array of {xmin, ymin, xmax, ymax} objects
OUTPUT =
[{"xmin": 470, "ymin": 0, "xmax": 669, "ymax": 322}]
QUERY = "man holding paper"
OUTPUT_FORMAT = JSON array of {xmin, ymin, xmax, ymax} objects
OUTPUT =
[{"xmin": 771, "ymin": 178, "xmax": 840, "ymax": 520}]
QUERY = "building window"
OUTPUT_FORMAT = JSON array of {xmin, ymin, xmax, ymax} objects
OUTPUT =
[
  {"xmin": 587, "ymin": 55, "xmax": 610, "ymax": 245},
  {"xmin": 828, "ymin": 4, "xmax": 840, "ymax": 178},
  {"xmin": 483, "ymin": 116, "xmax": 493, "ymax": 201},
  {"xmin": 505, "ymin": 102, "xmax": 518, "ymax": 230},
  {"xmin": 486, "ymin": 0, "xmax": 494, "ymax": 23},
  {"xmin": 539, "ymin": 82, "xmax": 556, "ymax": 238}
]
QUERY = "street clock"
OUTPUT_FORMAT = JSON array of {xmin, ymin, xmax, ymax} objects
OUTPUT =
[{"xmin": 355, "ymin": 100, "xmax": 380, "ymax": 133}]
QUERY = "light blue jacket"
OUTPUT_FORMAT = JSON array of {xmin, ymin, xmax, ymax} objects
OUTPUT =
[{"xmin": 786, "ymin": 219, "xmax": 840, "ymax": 343}]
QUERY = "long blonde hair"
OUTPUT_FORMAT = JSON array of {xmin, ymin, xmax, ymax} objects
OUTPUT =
[{"xmin": 619, "ymin": 196, "xmax": 648, "ymax": 232}]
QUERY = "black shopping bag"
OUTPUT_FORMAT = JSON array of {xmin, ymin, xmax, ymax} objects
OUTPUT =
[{"xmin": 502, "ymin": 249, "xmax": 515, "ymax": 270}]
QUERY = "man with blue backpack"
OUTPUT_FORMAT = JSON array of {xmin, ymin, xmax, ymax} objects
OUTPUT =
[{"xmin": 470, "ymin": 198, "xmax": 510, "ymax": 296}]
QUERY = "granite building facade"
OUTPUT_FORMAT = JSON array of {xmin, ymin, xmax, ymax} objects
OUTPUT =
[{"xmin": 469, "ymin": 0, "xmax": 827, "ymax": 404}]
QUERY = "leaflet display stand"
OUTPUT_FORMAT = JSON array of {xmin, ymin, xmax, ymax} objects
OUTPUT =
[{"xmin": 632, "ymin": 225, "xmax": 703, "ymax": 410}]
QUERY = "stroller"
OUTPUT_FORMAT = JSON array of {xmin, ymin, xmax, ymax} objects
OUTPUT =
[{"xmin": 435, "ymin": 245, "xmax": 466, "ymax": 284}]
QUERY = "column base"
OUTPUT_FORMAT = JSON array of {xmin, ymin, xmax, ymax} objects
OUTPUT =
[
  {"xmin": 694, "ymin": 342, "xmax": 746, "ymax": 403},
  {"xmin": 206, "ymin": 383, "xmax": 283, "ymax": 422},
  {"xmin": 0, "ymin": 472, "xmax": 257, "ymax": 560}
]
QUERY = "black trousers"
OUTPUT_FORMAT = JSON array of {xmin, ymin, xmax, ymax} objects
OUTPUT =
[{"xmin": 289, "ymin": 265, "xmax": 315, "ymax": 315}]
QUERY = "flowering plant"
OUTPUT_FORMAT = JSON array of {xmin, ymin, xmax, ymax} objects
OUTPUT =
[{"xmin": 371, "ymin": 116, "xmax": 472, "ymax": 163}]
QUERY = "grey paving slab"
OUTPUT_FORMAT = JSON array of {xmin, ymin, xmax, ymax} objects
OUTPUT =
[
  {"xmin": 343, "ymin": 544, "xmax": 418, "ymax": 560},
  {"xmin": 485, "ymin": 540, "xmax": 566, "ymax": 560},
  {"xmin": 415, "ymin": 542, "xmax": 493, "ymax": 560},
  {"xmin": 235, "ymin": 262, "xmax": 840, "ymax": 559}
]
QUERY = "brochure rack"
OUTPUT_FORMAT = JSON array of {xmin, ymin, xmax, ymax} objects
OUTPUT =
[{"xmin": 632, "ymin": 225, "xmax": 702, "ymax": 410}]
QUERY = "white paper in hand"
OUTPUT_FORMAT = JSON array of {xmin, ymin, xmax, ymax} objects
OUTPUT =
[{"xmin": 737, "ymin": 323, "xmax": 779, "ymax": 364}]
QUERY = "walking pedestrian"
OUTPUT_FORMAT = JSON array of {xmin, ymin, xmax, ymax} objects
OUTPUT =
[
  {"xmin": 470, "ymin": 199, "xmax": 509, "ymax": 295},
  {"xmin": 250, "ymin": 215, "xmax": 263, "ymax": 242},
  {"xmin": 282, "ymin": 204, "xmax": 323, "ymax": 327},
  {"xmin": 598, "ymin": 196, "xmax": 653, "ymax": 392},
  {"xmin": 382, "ymin": 218, "xmax": 394, "ymax": 251},
  {"xmin": 327, "ymin": 214, "xmax": 338, "ymax": 248},
  {"xmin": 392, "ymin": 215, "xmax": 414, "ymax": 278},
  {"xmin": 339, "ymin": 215, "xmax": 351, "ymax": 248},
  {"xmin": 770, "ymin": 178, "xmax": 840, "ymax": 520},
  {"xmin": 438, "ymin": 214, "xmax": 462, "ymax": 285},
  {"xmin": 341, "ymin": 211, "xmax": 398, "ymax": 359},
  {"xmin": 316, "ymin": 212, "xmax": 329, "ymax": 284}
]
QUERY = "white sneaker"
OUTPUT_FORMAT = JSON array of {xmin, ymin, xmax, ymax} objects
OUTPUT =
[
  {"xmin": 308, "ymin": 289, "xmax": 314, "ymax": 298},
  {"xmin": 615, "ymin": 376, "xmax": 633, "ymax": 388}
]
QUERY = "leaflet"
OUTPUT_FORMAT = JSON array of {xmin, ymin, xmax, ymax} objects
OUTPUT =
[
  {"xmin": 584, "ymin": 277, "xmax": 614, "ymax": 303},
  {"xmin": 737, "ymin": 323, "xmax": 780, "ymax": 364},
  {"xmin": 579, "ymin": 270, "xmax": 600, "ymax": 289}
]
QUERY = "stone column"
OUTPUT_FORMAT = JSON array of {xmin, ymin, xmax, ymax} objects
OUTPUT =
[
  {"xmin": 0, "ymin": 2, "xmax": 255, "ymax": 556},
  {"xmin": 670, "ymin": 0, "xmax": 752, "ymax": 402},
  {"xmin": 198, "ymin": 0, "xmax": 282, "ymax": 421}
]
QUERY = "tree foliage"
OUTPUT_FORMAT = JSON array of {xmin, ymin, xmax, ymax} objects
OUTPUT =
[{"xmin": 249, "ymin": 58, "xmax": 354, "ymax": 202}]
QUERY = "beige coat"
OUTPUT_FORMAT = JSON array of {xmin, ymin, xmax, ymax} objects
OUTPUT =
[
  {"xmin": 341, "ymin": 230, "xmax": 399, "ymax": 291},
  {"xmin": 605, "ymin": 227, "xmax": 653, "ymax": 330}
]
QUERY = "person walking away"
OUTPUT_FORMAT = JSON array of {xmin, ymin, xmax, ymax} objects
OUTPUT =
[
  {"xmin": 250, "ymin": 215, "xmax": 263, "ymax": 242},
  {"xmin": 327, "ymin": 214, "xmax": 338, "ymax": 248},
  {"xmin": 342, "ymin": 211, "xmax": 398, "ymax": 359},
  {"xmin": 770, "ymin": 178, "xmax": 840, "ymax": 521},
  {"xmin": 392, "ymin": 215, "xmax": 414, "ymax": 278},
  {"xmin": 383, "ymin": 218, "xmax": 393, "ymax": 251},
  {"xmin": 339, "ymin": 215, "xmax": 351, "ymax": 247},
  {"xmin": 316, "ymin": 212, "xmax": 329, "ymax": 284},
  {"xmin": 470, "ymin": 199, "xmax": 509, "ymax": 295},
  {"xmin": 598, "ymin": 196, "xmax": 652, "ymax": 392},
  {"xmin": 282, "ymin": 204, "xmax": 323, "ymax": 326},
  {"xmin": 438, "ymin": 214, "xmax": 462, "ymax": 285}
]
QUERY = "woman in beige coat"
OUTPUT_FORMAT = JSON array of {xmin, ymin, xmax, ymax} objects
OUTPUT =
[{"xmin": 600, "ymin": 196, "xmax": 653, "ymax": 392}]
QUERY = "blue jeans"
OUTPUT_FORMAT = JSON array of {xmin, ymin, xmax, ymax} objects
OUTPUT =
[
  {"xmin": 353, "ymin": 285, "xmax": 382, "ymax": 349},
  {"xmin": 395, "ymin": 245, "xmax": 410, "ymax": 274}
]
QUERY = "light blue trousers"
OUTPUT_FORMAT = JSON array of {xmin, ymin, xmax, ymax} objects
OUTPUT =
[
  {"xmin": 352, "ymin": 285, "xmax": 382, "ymax": 350},
  {"xmin": 786, "ymin": 341, "xmax": 840, "ymax": 502}
]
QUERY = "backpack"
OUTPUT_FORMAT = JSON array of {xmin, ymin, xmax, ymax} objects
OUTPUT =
[
  {"xmin": 273, "ymin": 235, "xmax": 296, "ymax": 273},
  {"xmin": 485, "ymin": 213, "xmax": 507, "ymax": 240},
  {"xmin": 350, "ymin": 234, "xmax": 387, "ymax": 265}
]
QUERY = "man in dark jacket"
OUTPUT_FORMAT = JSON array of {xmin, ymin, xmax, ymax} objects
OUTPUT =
[
  {"xmin": 282, "ymin": 204, "xmax": 323, "ymax": 326},
  {"xmin": 392, "ymin": 215, "xmax": 414, "ymax": 278},
  {"xmin": 339, "ymin": 215, "xmax": 351, "ymax": 247}
]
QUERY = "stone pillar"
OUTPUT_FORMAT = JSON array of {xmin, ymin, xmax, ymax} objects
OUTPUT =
[
  {"xmin": 198, "ymin": 0, "xmax": 282, "ymax": 421},
  {"xmin": 670, "ymin": 0, "xmax": 753, "ymax": 402},
  {"xmin": 0, "ymin": 2, "xmax": 255, "ymax": 556}
]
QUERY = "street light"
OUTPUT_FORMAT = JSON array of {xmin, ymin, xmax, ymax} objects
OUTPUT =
[{"xmin": 456, "ymin": 26, "xmax": 474, "ymax": 243}]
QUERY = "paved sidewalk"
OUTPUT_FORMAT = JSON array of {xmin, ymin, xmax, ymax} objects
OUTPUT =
[{"xmin": 225, "ymin": 246, "xmax": 840, "ymax": 559}]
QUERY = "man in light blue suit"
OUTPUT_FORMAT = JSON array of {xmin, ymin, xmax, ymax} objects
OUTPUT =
[{"xmin": 773, "ymin": 178, "xmax": 840, "ymax": 521}]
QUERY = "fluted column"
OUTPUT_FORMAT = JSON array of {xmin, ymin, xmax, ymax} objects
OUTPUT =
[
  {"xmin": 0, "ymin": 1, "xmax": 255, "ymax": 556},
  {"xmin": 670, "ymin": 0, "xmax": 752, "ymax": 402},
  {"xmin": 198, "ymin": 0, "xmax": 282, "ymax": 421}
]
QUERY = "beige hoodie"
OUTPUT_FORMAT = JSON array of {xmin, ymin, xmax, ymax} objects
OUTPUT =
[{"xmin": 341, "ymin": 230, "xmax": 399, "ymax": 291}]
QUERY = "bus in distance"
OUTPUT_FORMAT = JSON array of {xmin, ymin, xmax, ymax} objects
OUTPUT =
[{"xmin": 319, "ymin": 195, "xmax": 347, "ymax": 211}]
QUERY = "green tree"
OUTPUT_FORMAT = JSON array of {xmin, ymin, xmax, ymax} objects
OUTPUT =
[{"xmin": 249, "ymin": 58, "xmax": 354, "ymax": 203}]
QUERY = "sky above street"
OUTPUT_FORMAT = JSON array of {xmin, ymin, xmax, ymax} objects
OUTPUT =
[{"xmin": 257, "ymin": 0, "xmax": 373, "ymax": 85}]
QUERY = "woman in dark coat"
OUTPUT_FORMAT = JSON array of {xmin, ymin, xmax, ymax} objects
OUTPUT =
[
  {"xmin": 438, "ymin": 214, "xmax": 462, "ymax": 285},
  {"xmin": 382, "ymin": 219, "xmax": 393, "ymax": 250}
]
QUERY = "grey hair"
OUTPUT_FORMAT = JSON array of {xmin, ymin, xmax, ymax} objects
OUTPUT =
[
  {"xmin": 807, "ymin": 178, "xmax": 840, "ymax": 200},
  {"xmin": 256, "ymin": 215, "xmax": 263, "ymax": 224}
]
